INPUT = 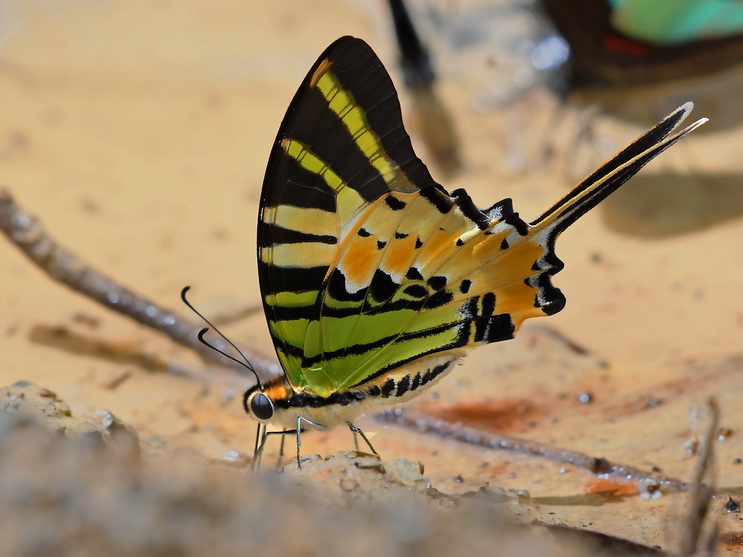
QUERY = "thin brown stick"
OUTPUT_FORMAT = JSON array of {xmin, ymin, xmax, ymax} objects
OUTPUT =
[
  {"xmin": 0, "ymin": 188, "xmax": 280, "ymax": 380},
  {"xmin": 379, "ymin": 407, "xmax": 691, "ymax": 491},
  {"xmin": 679, "ymin": 398, "xmax": 719, "ymax": 557}
]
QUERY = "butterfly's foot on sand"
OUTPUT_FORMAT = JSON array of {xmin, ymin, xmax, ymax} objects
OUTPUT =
[{"xmin": 348, "ymin": 422, "xmax": 378, "ymax": 456}]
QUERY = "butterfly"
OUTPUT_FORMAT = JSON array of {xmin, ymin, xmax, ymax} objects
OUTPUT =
[
  {"xmin": 241, "ymin": 36, "xmax": 705, "ymax": 466},
  {"xmin": 544, "ymin": 0, "xmax": 743, "ymax": 87}
]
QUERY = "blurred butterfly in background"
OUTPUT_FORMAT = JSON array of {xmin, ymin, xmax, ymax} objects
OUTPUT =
[
  {"xmin": 544, "ymin": 0, "xmax": 743, "ymax": 87},
  {"xmin": 234, "ymin": 36, "xmax": 705, "ymax": 467}
]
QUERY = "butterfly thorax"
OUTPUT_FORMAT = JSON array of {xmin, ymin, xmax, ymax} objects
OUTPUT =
[{"xmin": 244, "ymin": 354, "xmax": 460, "ymax": 430}]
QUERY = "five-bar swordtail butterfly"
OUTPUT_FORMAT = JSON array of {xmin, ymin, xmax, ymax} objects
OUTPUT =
[{"xmin": 208, "ymin": 36, "xmax": 705, "ymax": 467}]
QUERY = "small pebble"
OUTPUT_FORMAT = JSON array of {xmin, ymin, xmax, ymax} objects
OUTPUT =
[
  {"xmin": 577, "ymin": 392, "xmax": 593, "ymax": 404},
  {"xmin": 724, "ymin": 496, "xmax": 740, "ymax": 513},
  {"xmin": 639, "ymin": 478, "xmax": 662, "ymax": 500}
]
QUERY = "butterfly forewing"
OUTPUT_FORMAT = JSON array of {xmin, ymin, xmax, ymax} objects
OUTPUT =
[{"xmin": 258, "ymin": 37, "xmax": 438, "ymax": 395}]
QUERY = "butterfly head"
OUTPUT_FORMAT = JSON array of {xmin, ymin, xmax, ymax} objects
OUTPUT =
[
  {"xmin": 243, "ymin": 387, "xmax": 274, "ymax": 421},
  {"xmin": 242, "ymin": 375, "xmax": 294, "ymax": 423}
]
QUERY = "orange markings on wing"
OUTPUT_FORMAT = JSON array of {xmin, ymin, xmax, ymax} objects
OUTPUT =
[
  {"xmin": 310, "ymin": 58, "xmax": 333, "ymax": 87},
  {"xmin": 470, "ymin": 229, "xmax": 510, "ymax": 260},
  {"xmin": 339, "ymin": 234, "xmax": 379, "ymax": 287},
  {"xmin": 383, "ymin": 234, "xmax": 419, "ymax": 276},
  {"xmin": 417, "ymin": 229, "xmax": 463, "ymax": 272},
  {"xmin": 436, "ymin": 229, "xmax": 509, "ymax": 279},
  {"xmin": 479, "ymin": 239, "xmax": 545, "ymax": 285},
  {"xmin": 493, "ymin": 282, "xmax": 543, "ymax": 315}
]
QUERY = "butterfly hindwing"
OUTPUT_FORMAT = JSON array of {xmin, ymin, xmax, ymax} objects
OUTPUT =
[{"xmin": 319, "ymin": 188, "xmax": 551, "ymax": 391}]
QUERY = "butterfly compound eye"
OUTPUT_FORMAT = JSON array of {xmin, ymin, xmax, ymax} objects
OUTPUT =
[{"xmin": 250, "ymin": 392, "xmax": 274, "ymax": 421}]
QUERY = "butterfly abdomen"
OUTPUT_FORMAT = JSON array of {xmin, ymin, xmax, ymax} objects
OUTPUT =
[{"xmin": 268, "ymin": 357, "xmax": 458, "ymax": 429}]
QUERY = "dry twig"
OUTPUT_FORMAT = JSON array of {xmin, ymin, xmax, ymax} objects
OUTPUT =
[
  {"xmin": 679, "ymin": 398, "xmax": 720, "ymax": 557},
  {"xmin": 0, "ymin": 188, "xmax": 280, "ymax": 380},
  {"xmin": 380, "ymin": 406, "xmax": 691, "ymax": 491}
]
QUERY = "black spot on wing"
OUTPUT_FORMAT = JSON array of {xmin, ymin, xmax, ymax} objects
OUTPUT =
[
  {"xmin": 459, "ymin": 279, "xmax": 472, "ymax": 294},
  {"xmin": 481, "ymin": 292, "xmax": 496, "ymax": 316},
  {"xmin": 427, "ymin": 275, "xmax": 447, "ymax": 291},
  {"xmin": 424, "ymin": 290, "xmax": 453, "ymax": 309},
  {"xmin": 369, "ymin": 268, "xmax": 398, "ymax": 302},
  {"xmin": 326, "ymin": 269, "xmax": 367, "ymax": 302},
  {"xmin": 395, "ymin": 232, "xmax": 409, "ymax": 239},
  {"xmin": 402, "ymin": 284, "xmax": 428, "ymax": 299},
  {"xmin": 406, "ymin": 267, "xmax": 423, "ymax": 280},
  {"xmin": 385, "ymin": 195, "xmax": 407, "ymax": 210},
  {"xmin": 358, "ymin": 228, "xmax": 372, "ymax": 237},
  {"xmin": 473, "ymin": 313, "xmax": 515, "ymax": 343}
]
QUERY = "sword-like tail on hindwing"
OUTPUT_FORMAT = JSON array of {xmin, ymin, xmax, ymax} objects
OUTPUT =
[{"xmin": 523, "ymin": 102, "xmax": 707, "ymax": 317}]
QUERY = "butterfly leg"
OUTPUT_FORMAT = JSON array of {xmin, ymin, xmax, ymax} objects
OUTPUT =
[
  {"xmin": 347, "ymin": 422, "xmax": 378, "ymax": 456},
  {"xmin": 251, "ymin": 424, "xmax": 269, "ymax": 472},
  {"xmin": 295, "ymin": 416, "xmax": 325, "ymax": 469},
  {"xmin": 251, "ymin": 425, "xmax": 302, "ymax": 471},
  {"xmin": 277, "ymin": 434, "xmax": 286, "ymax": 467}
]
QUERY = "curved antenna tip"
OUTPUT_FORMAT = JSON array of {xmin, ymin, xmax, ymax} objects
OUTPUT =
[{"xmin": 181, "ymin": 293, "xmax": 263, "ymax": 389}]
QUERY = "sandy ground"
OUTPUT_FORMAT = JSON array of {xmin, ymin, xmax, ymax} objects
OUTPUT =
[{"xmin": 1, "ymin": 1, "xmax": 743, "ymax": 555}]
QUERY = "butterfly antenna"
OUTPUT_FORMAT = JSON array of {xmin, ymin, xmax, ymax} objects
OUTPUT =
[{"xmin": 180, "ymin": 286, "xmax": 263, "ymax": 389}]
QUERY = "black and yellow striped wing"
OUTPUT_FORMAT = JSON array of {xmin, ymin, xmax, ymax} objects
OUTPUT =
[
  {"xmin": 258, "ymin": 36, "xmax": 705, "ymax": 398},
  {"xmin": 258, "ymin": 36, "xmax": 442, "ymax": 396}
]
